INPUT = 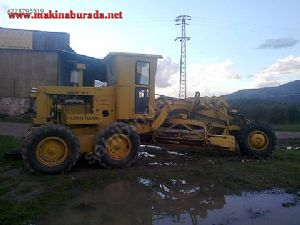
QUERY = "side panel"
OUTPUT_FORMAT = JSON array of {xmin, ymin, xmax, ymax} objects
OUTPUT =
[
  {"xmin": 77, "ymin": 134, "xmax": 95, "ymax": 153},
  {"xmin": 208, "ymin": 135, "xmax": 236, "ymax": 151},
  {"xmin": 115, "ymin": 85, "xmax": 131, "ymax": 119},
  {"xmin": 93, "ymin": 88, "xmax": 116, "ymax": 126},
  {"xmin": 33, "ymin": 86, "xmax": 116, "ymax": 126},
  {"xmin": 33, "ymin": 89, "xmax": 52, "ymax": 124},
  {"xmin": 71, "ymin": 127, "xmax": 97, "ymax": 153}
]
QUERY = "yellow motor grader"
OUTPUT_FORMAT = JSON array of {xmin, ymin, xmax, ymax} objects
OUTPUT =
[{"xmin": 23, "ymin": 52, "xmax": 276, "ymax": 174}]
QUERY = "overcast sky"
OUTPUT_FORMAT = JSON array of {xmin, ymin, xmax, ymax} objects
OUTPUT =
[{"xmin": 1, "ymin": 0, "xmax": 300, "ymax": 97}]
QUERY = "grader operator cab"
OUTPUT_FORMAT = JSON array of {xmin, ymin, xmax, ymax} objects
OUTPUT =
[{"xmin": 23, "ymin": 52, "xmax": 276, "ymax": 174}]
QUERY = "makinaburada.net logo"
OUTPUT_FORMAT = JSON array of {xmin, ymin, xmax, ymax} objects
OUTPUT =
[{"xmin": 7, "ymin": 9, "xmax": 123, "ymax": 19}]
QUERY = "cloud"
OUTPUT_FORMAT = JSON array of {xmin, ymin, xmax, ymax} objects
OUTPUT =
[
  {"xmin": 187, "ymin": 59, "xmax": 241, "ymax": 96},
  {"xmin": 257, "ymin": 38, "xmax": 299, "ymax": 49},
  {"xmin": 254, "ymin": 55, "xmax": 300, "ymax": 87},
  {"xmin": 156, "ymin": 57, "xmax": 179, "ymax": 88},
  {"xmin": 189, "ymin": 59, "xmax": 241, "ymax": 80},
  {"xmin": 155, "ymin": 58, "xmax": 242, "ymax": 97}
]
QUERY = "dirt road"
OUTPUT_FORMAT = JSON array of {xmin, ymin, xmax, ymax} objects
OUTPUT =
[
  {"xmin": 0, "ymin": 122, "xmax": 31, "ymax": 137},
  {"xmin": 275, "ymin": 131, "xmax": 300, "ymax": 139}
]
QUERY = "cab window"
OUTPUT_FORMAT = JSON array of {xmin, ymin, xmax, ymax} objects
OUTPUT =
[
  {"xmin": 135, "ymin": 87, "xmax": 149, "ymax": 114},
  {"xmin": 135, "ymin": 61, "xmax": 150, "ymax": 85}
]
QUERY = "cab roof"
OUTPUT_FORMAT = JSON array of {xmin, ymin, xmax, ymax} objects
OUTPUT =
[{"xmin": 104, "ymin": 52, "xmax": 162, "ymax": 59}]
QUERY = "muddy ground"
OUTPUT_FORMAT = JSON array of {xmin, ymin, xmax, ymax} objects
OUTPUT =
[
  {"xmin": 0, "ymin": 135, "xmax": 300, "ymax": 225},
  {"xmin": 0, "ymin": 122, "xmax": 300, "ymax": 225}
]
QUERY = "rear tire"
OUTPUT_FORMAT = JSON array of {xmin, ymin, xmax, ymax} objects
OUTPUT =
[
  {"xmin": 94, "ymin": 122, "xmax": 140, "ymax": 168},
  {"xmin": 22, "ymin": 124, "xmax": 80, "ymax": 174},
  {"xmin": 237, "ymin": 123, "xmax": 276, "ymax": 157}
]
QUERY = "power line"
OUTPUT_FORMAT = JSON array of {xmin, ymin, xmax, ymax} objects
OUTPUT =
[{"xmin": 175, "ymin": 15, "xmax": 191, "ymax": 99}]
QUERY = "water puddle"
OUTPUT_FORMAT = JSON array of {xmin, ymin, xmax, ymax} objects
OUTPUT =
[
  {"xmin": 138, "ymin": 151, "xmax": 156, "ymax": 158},
  {"xmin": 167, "ymin": 150, "xmax": 188, "ymax": 157},
  {"xmin": 139, "ymin": 145, "xmax": 190, "ymax": 158},
  {"xmin": 286, "ymin": 146, "xmax": 300, "ymax": 150},
  {"xmin": 148, "ymin": 162, "xmax": 186, "ymax": 166},
  {"xmin": 138, "ymin": 145, "xmax": 189, "ymax": 167},
  {"xmin": 140, "ymin": 145, "xmax": 162, "ymax": 150},
  {"xmin": 36, "ymin": 178, "xmax": 300, "ymax": 225}
]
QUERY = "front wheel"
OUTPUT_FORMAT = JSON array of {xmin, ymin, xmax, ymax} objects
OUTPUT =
[{"xmin": 237, "ymin": 123, "xmax": 276, "ymax": 157}]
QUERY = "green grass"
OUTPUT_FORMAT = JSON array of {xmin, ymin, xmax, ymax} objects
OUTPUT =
[
  {"xmin": 0, "ymin": 175, "xmax": 75, "ymax": 225},
  {"xmin": 272, "ymin": 123, "xmax": 300, "ymax": 132},
  {"xmin": 0, "ymin": 136, "xmax": 23, "ymax": 168},
  {"xmin": 0, "ymin": 198, "xmax": 40, "ymax": 225},
  {"xmin": 0, "ymin": 134, "xmax": 91, "ymax": 225}
]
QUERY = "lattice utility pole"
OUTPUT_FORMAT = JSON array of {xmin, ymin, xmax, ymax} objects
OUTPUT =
[{"xmin": 175, "ymin": 15, "xmax": 191, "ymax": 99}]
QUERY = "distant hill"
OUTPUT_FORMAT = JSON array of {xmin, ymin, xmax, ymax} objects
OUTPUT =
[{"xmin": 225, "ymin": 80, "xmax": 300, "ymax": 104}]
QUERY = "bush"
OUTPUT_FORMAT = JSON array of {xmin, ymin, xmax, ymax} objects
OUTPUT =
[{"xmin": 229, "ymin": 99, "xmax": 300, "ymax": 125}]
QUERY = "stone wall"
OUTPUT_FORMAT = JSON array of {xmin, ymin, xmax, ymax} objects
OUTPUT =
[{"xmin": 0, "ymin": 97, "xmax": 30, "ymax": 116}]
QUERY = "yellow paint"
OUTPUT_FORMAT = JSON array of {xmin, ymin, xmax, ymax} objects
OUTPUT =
[
  {"xmin": 77, "ymin": 134, "xmax": 95, "ymax": 153},
  {"xmin": 71, "ymin": 127, "xmax": 98, "ymax": 153},
  {"xmin": 31, "ymin": 52, "xmax": 245, "ymax": 155},
  {"xmin": 104, "ymin": 53, "xmax": 162, "ymax": 120},
  {"xmin": 208, "ymin": 135, "xmax": 236, "ymax": 151},
  {"xmin": 36, "ymin": 137, "xmax": 68, "ymax": 166},
  {"xmin": 65, "ymin": 114, "xmax": 101, "ymax": 124},
  {"xmin": 115, "ymin": 85, "xmax": 130, "ymax": 119},
  {"xmin": 247, "ymin": 130, "xmax": 269, "ymax": 151},
  {"xmin": 106, "ymin": 134, "xmax": 131, "ymax": 160}
]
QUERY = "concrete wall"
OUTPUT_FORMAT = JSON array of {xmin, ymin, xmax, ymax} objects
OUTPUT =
[{"xmin": 0, "ymin": 49, "xmax": 58, "ymax": 98}]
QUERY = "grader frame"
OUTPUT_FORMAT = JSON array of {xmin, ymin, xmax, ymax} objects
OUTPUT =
[{"xmin": 23, "ymin": 52, "xmax": 276, "ymax": 174}]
